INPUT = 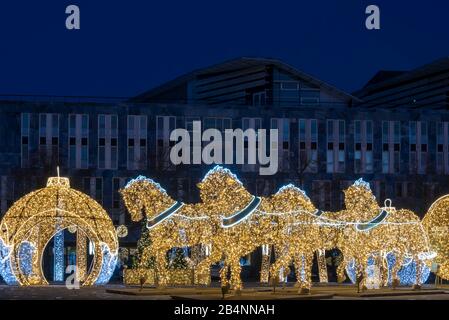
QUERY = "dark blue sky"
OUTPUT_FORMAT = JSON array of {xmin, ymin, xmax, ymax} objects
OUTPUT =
[{"xmin": 0, "ymin": 0, "xmax": 448, "ymax": 97}]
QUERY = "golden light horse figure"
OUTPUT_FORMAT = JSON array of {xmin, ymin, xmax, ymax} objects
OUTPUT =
[
  {"xmin": 320, "ymin": 179, "xmax": 434, "ymax": 289},
  {"xmin": 120, "ymin": 176, "xmax": 213, "ymax": 287},
  {"xmin": 194, "ymin": 166, "xmax": 267, "ymax": 292},
  {"xmin": 257, "ymin": 184, "xmax": 323, "ymax": 293}
]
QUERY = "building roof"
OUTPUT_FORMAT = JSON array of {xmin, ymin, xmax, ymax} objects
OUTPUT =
[
  {"xmin": 355, "ymin": 57, "xmax": 449, "ymax": 97},
  {"xmin": 130, "ymin": 57, "xmax": 360, "ymax": 103},
  {"xmin": 362, "ymin": 70, "xmax": 407, "ymax": 88}
]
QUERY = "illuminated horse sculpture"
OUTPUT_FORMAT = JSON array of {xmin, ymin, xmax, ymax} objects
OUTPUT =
[
  {"xmin": 255, "ymin": 184, "xmax": 324, "ymax": 292},
  {"xmin": 319, "ymin": 179, "xmax": 434, "ymax": 288},
  {"xmin": 120, "ymin": 176, "xmax": 213, "ymax": 287}
]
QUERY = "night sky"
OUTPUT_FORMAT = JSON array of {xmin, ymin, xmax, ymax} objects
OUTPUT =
[{"xmin": 0, "ymin": 0, "xmax": 448, "ymax": 97}]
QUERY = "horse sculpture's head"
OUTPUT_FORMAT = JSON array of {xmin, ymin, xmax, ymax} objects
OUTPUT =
[
  {"xmin": 197, "ymin": 166, "xmax": 253, "ymax": 217},
  {"xmin": 120, "ymin": 176, "xmax": 175, "ymax": 222},
  {"xmin": 343, "ymin": 178, "xmax": 379, "ymax": 220},
  {"xmin": 270, "ymin": 184, "xmax": 316, "ymax": 213}
]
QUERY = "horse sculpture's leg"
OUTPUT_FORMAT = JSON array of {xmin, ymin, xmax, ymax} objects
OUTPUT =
[
  {"xmin": 414, "ymin": 256, "xmax": 423, "ymax": 289},
  {"xmin": 220, "ymin": 258, "xmax": 229, "ymax": 288},
  {"xmin": 154, "ymin": 250, "xmax": 169, "ymax": 288},
  {"xmin": 294, "ymin": 252, "xmax": 313, "ymax": 293},
  {"xmin": 337, "ymin": 255, "xmax": 348, "ymax": 283},
  {"xmin": 260, "ymin": 245, "xmax": 271, "ymax": 283},
  {"xmin": 391, "ymin": 254, "xmax": 402, "ymax": 288},
  {"xmin": 229, "ymin": 258, "xmax": 243, "ymax": 293},
  {"xmin": 355, "ymin": 257, "xmax": 366, "ymax": 293},
  {"xmin": 195, "ymin": 248, "xmax": 222, "ymax": 286},
  {"xmin": 269, "ymin": 245, "xmax": 290, "ymax": 284}
]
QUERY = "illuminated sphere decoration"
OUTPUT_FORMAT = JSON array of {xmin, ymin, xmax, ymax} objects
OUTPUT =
[
  {"xmin": 0, "ymin": 176, "xmax": 119, "ymax": 286},
  {"xmin": 116, "ymin": 225, "xmax": 128, "ymax": 238}
]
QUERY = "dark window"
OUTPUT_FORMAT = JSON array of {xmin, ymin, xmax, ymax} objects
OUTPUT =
[
  {"xmin": 311, "ymin": 142, "xmax": 317, "ymax": 150},
  {"xmin": 367, "ymin": 143, "xmax": 373, "ymax": 151},
  {"xmin": 339, "ymin": 143, "xmax": 345, "ymax": 150},
  {"xmin": 111, "ymin": 138, "xmax": 117, "ymax": 146},
  {"xmin": 69, "ymin": 137, "xmax": 76, "ymax": 146},
  {"xmin": 51, "ymin": 137, "xmax": 58, "ymax": 145},
  {"xmin": 383, "ymin": 143, "xmax": 389, "ymax": 151},
  {"xmin": 157, "ymin": 139, "xmax": 163, "ymax": 148},
  {"xmin": 300, "ymin": 142, "xmax": 306, "ymax": 150},
  {"xmin": 99, "ymin": 138, "xmax": 105, "ymax": 146},
  {"xmin": 81, "ymin": 137, "xmax": 88, "ymax": 146},
  {"xmin": 327, "ymin": 142, "xmax": 333, "ymax": 150},
  {"xmin": 395, "ymin": 183, "xmax": 403, "ymax": 198},
  {"xmin": 394, "ymin": 144, "xmax": 400, "ymax": 152},
  {"xmin": 421, "ymin": 144, "xmax": 427, "ymax": 152},
  {"xmin": 355, "ymin": 143, "xmax": 361, "ymax": 151},
  {"xmin": 438, "ymin": 144, "xmax": 444, "ymax": 152},
  {"xmin": 40, "ymin": 137, "xmax": 46, "ymax": 145},
  {"xmin": 22, "ymin": 136, "xmax": 28, "ymax": 144},
  {"xmin": 410, "ymin": 144, "xmax": 416, "ymax": 152},
  {"xmin": 140, "ymin": 139, "xmax": 146, "ymax": 147},
  {"xmin": 283, "ymin": 141, "xmax": 289, "ymax": 150},
  {"xmin": 128, "ymin": 139, "xmax": 135, "ymax": 147}
]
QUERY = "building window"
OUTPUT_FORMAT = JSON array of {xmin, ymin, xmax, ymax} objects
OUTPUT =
[
  {"xmin": 409, "ymin": 121, "xmax": 428, "ymax": 174},
  {"xmin": 127, "ymin": 115, "xmax": 147, "ymax": 170},
  {"xmin": 280, "ymin": 81, "xmax": 299, "ymax": 91},
  {"xmin": 112, "ymin": 177, "xmax": 127, "ymax": 225},
  {"xmin": 176, "ymin": 178, "xmax": 190, "ymax": 201},
  {"xmin": 382, "ymin": 121, "xmax": 401, "ymax": 174},
  {"xmin": 68, "ymin": 114, "xmax": 89, "ymax": 169},
  {"xmin": 300, "ymin": 88, "xmax": 320, "ymax": 105},
  {"xmin": 252, "ymin": 91, "xmax": 266, "ymax": 106},
  {"xmin": 203, "ymin": 117, "xmax": 232, "ymax": 133},
  {"xmin": 299, "ymin": 119, "xmax": 318, "ymax": 173},
  {"xmin": 242, "ymin": 118, "xmax": 262, "ymax": 172},
  {"xmin": 21, "ymin": 113, "xmax": 30, "ymax": 168},
  {"xmin": 354, "ymin": 120, "xmax": 373, "ymax": 174},
  {"xmin": 39, "ymin": 113, "xmax": 59, "ymax": 167},
  {"xmin": 339, "ymin": 181, "xmax": 353, "ymax": 209},
  {"xmin": 255, "ymin": 179, "xmax": 269, "ymax": 196},
  {"xmin": 98, "ymin": 115, "xmax": 118, "ymax": 170},
  {"xmin": 83, "ymin": 177, "xmax": 103, "ymax": 205},
  {"xmin": 437, "ymin": 122, "xmax": 449, "ymax": 174},
  {"xmin": 394, "ymin": 182, "xmax": 414, "ymax": 199},
  {"xmin": 185, "ymin": 117, "xmax": 200, "ymax": 164},
  {"xmin": 0, "ymin": 176, "xmax": 14, "ymax": 214},
  {"xmin": 271, "ymin": 118, "xmax": 290, "ymax": 171},
  {"xmin": 312, "ymin": 180, "xmax": 331, "ymax": 211},
  {"xmin": 372, "ymin": 181, "xmax": 386, "ymax": 204},
  {"xmin": 156, "ymin": 116, "xmax": 176, "ymax": 170},
  {"xmin": 326, "ymin": 120, "xmax": 345, "ymax": 173}
]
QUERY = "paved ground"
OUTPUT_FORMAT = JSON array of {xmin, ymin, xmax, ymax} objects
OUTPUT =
[{"xmin": 1, "ymin": 283, "xmax": 449, "ymax": 300}]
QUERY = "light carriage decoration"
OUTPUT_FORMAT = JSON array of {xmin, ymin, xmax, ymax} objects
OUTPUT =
[
  {"xmin": 121, "ymin": 166, "xmax": 438, "ymax": 292},
  {"xmin": 0, "ymin": 175, "xmax": 119, "ymax": 286}
]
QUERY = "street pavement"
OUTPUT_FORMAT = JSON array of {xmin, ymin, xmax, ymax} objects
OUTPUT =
[{"xmin": 0, "ymin": 283, "xmax": 449, "ymax": 300}]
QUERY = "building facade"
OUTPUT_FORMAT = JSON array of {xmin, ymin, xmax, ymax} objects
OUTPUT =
[{"xmin": 1, "ymin": 57, "xmax": 448, "ymax": 280}]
